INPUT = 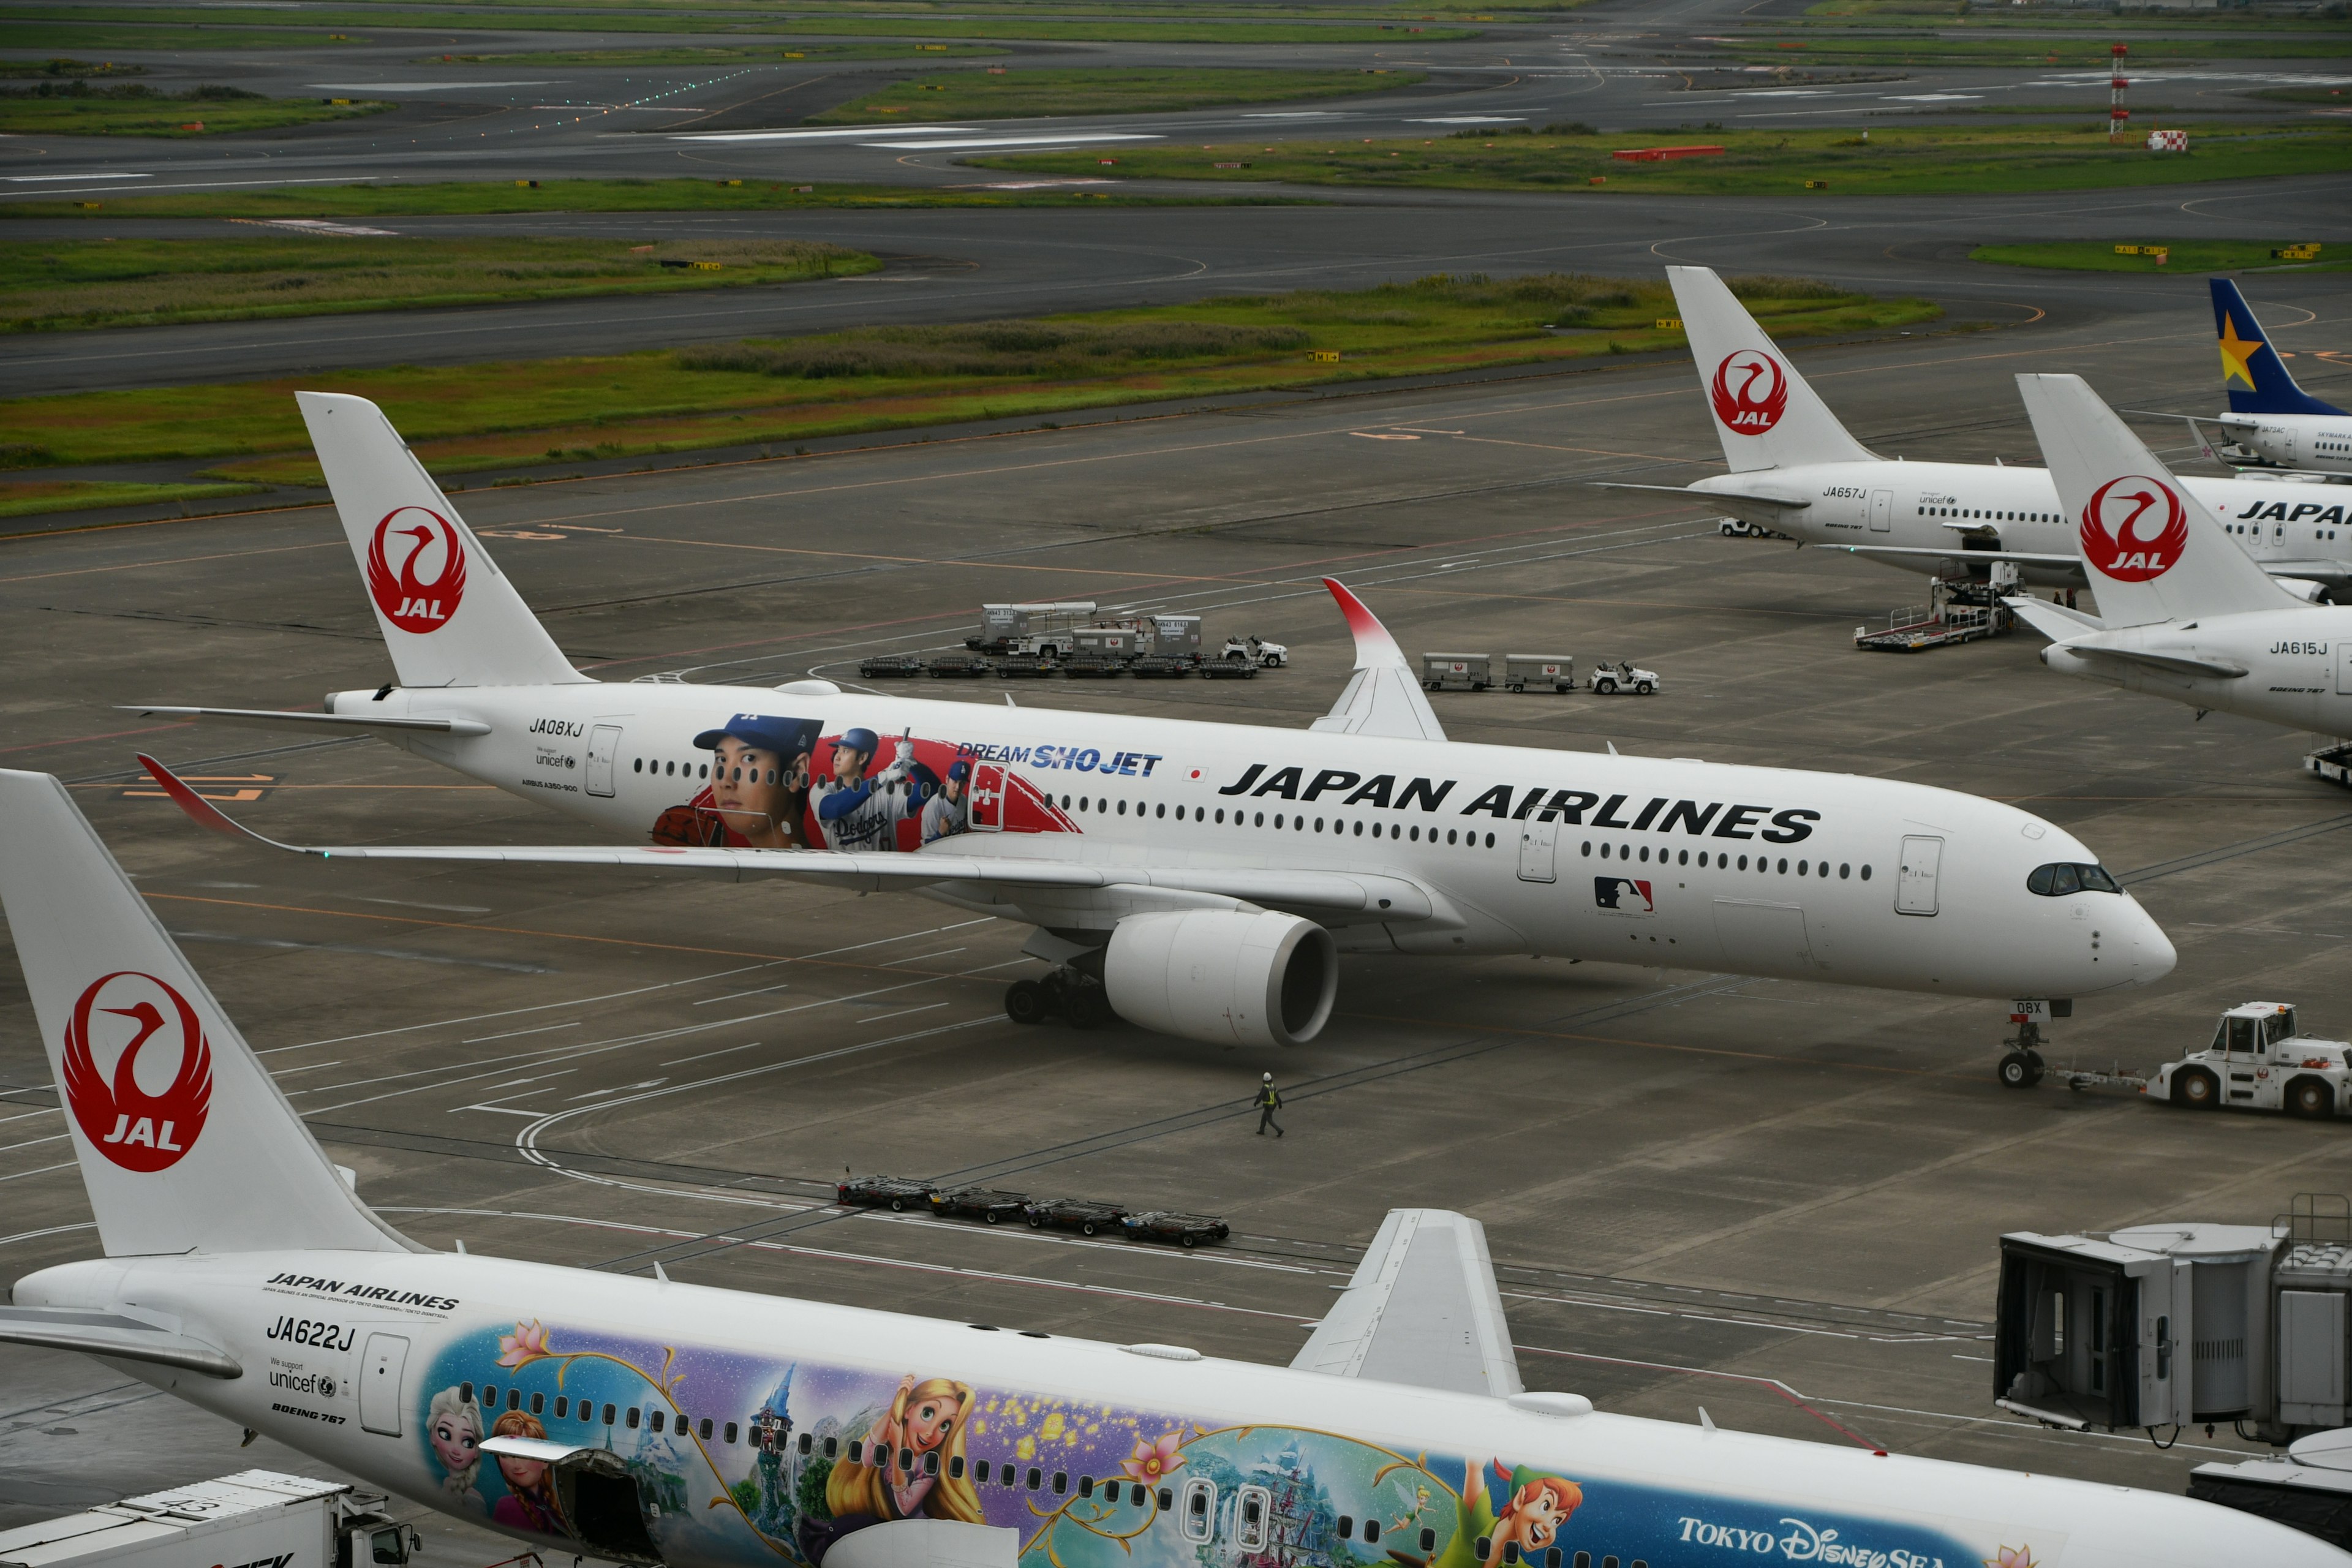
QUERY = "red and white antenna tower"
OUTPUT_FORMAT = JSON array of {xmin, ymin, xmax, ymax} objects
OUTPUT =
[{"xmin": 2109, "ymin": 43, "xmax": 2128, "ymax": 141}]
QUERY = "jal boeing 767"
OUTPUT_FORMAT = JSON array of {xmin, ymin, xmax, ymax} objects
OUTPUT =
[
  {"xmin": 1604, "ymin": 268, "xmax": 2352, "ymax": 597},
  {"xmin": 133, "ymin": 393, "xmax": 2173, "ymax": 1048},
  {"xmin": 0, "ymin": 772, "xmax": 2332, "ymax": 1568}
]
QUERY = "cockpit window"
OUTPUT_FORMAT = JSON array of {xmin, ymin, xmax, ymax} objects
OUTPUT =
[{"xmin": 2027, "ymin": 862, "xmax": 2120, "ymax": 896}]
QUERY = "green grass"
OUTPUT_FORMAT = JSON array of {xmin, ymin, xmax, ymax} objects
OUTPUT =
[
  {"xmin": 0, "ymin": 274, "xmax": 1936, "ymax": 492},
  {"xmin": 979, "ymin": 121, "xmax": 2352, "ymax": 197},
  {"xmin": 2251, "ymin": 87, "xmax": 2352, "ymax": 105},
  {"xmin": 0, "ymin": 23, "xmax": 360, "ymax": 50},
  {"xmin": 1725, "ymin": 34, "xmax": 2352, "ymax": 64},
  {"xmin": 0, "ymin": 479, "xmax": 264, "ymax": 518},
  {"xmin": 1971, "ymin": 240, "xmax": 2351, "ymax": 274},
  {"xmin": 0, "ymin": 177, "xmax": 1299, "ymax": 222},
  {"xmin": 1799, "ymin": 0, "xmax": 2343, "ymax": 26},
  {"xmin": 0, "ymin": 236, "xmax": 874, "ymax": 333},
  {"xmin": 0, "ymin": 56, "xmax": 144, "ymax": 78},
  {"xmin": 772, "ymin": 16, "xmax": 1479, "ymax": 40},
  {"xmin": 0, "ymin": 81, "xmax": 388, "ymax": 137},
  {"xmin": 420, "ymin": 42, "xmax": 1007, "ymax": 64},
  {"xmin": 809, "ymin": 66, "xmax": 1425, "ymax": 124}
]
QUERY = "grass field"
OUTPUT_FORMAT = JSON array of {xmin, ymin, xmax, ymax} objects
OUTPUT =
[
  {"xmin": 1725, "ymin": 34, "xmax": 2352, "ymax": 64},
  {"xmin": 0, "ymin": 56, "xmax": 144, "ymax": 78},
  {"xmin": 1, "ymin": 236, "xmax": 873, "ymax": 333},
  {"xmin": 0, "ymin": 23, "xmax": 357, "ymax": 50},
  {"xmin": 1972, "ymin": 240, "xmax": 2350, "ymax": 274},
  {"xmin": 422, "ymin": 42, "xmax": 1006, "ymax": 64},
  {"xmin": 0, "ymin": 274, "xmax": 1935, "ymax": 492},
  {"xmin": 0, "ymin": 178, "xmax": 1297, "ymax": 222},
  {"xmin": 0, "ymin": 82, "xmax": 388, "ymax": 137},
  {"xmin": 2252, "ymin": 87, "xmax": 2352, "ymax": 105},
  {"xmin": 809, "ymin": 66, "xmax": 1425, "ymax": 124},
  {"xmin": 774, "ymin": 16, "xmax": 1479, "ymax": 40},
  {"xmin": 980, "ymin": 121, "xmax": 2352, "ymax": 197},
  {"xmin": 0, "ymin": 479, "xmax": 264, "ymax": 519},
  {"xmin": 1798, "ymin": 0, "xmax": 2342, "ymax": 27}
]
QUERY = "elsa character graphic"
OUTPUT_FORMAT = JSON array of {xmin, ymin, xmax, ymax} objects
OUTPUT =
[
  {"xmin": 488, "ymin": 1409, "xmax": 570, "ymax": 1537},
  {"xmin": 805, "ymin": 1375, "xmax": 982, "ymax": 1560},
  {"xmin": 426, "ymin": 1386, "xmax": 486, "ymax": 1513}
]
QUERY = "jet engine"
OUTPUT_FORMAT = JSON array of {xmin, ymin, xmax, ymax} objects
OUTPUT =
[
  {"xmin": 2272, "ymin": 577, "xmax": 2332, "ymax": 603},
  {"xmin": 1103, "ymin": 909, "xmax": 1338, "ymax": 1048}
]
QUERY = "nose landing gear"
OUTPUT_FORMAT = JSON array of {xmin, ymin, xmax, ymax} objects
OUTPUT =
[{"xmin": 1996, "ymin": 1000, "xmax": 2068, "ymax": 1089}]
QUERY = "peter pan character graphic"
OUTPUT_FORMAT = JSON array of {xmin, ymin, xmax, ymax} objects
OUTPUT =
[{"xmin": 1441, "ymin": 1461, "xmax": 1583, "ymax": 1568}]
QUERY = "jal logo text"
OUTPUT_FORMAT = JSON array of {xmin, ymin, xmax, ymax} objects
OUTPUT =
[
  {"xmin": 59, "ymin": 971, "xmax": 212, "ymax": 1173},
  {"xmin": 2079, "ymin": 474, "xmax": 2188, "ymax": 584},
  {"xmin": 1710, "ymin": 350, "xmax": 1789, "ymax": 435},
  {"xmin": 365, "ymin": 506, "xmax": 469, "ymax": 633}
]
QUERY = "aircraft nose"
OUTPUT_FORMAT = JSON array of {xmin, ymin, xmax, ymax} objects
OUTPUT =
[{"xmin": 2131, "ymin": 900, "xmax": 2177, "ymax": 984}]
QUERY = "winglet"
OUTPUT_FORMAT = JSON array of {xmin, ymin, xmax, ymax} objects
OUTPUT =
[
  {"xmin": 1310, "ymin": 581, "xmax": 1446, "ymax": 742},
  {"xmin": 137, "ymin": 755, "xmax": 311, "ymax": 855},
  {"xmin": 1322, "ymin": 578, "xmax": 1408, "ymax": 669}
]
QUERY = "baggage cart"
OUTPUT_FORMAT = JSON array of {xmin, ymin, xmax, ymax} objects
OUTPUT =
[
  {"xmin": 1148, "ymin": 615, "xmax": 1203, "ymax": 660},
  {"xmin": 1420, "ymin": 652, "xmax": 1491, "ymax": 692},
  {"xmin": 926, "ymin": 652, "xmax": 991, "ymax": 678},
  {"xmin": 858, "ymin": 654, "xmax": 926, "ymax": 679},
  {"xmin": 1504, "ymin": 655, "xmax": 1574, "ymax": 693}
]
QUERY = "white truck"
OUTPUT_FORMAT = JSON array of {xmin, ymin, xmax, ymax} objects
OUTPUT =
[
  {"xmin": 2150, "ymin": 1002, "xmax": 2352, "ymax": 1119},
  {"xmin": 1588, "ymin": 659, "xmax": 1659, "ymax": 696},
  {"xmin": 0, "ymin": 1469, "xmax": 414, "ymax": 1567},
  {"xmin": 1221, "ymin": 635, "xmax": 1287, "ymax": 669}
]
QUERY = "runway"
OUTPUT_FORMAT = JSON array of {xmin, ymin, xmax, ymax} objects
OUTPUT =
[{"xmin": 6, "ymin": 292, "xmax": 2352, "ymax": 1558}]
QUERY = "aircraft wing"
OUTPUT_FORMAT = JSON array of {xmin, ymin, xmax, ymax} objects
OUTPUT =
[
  {"xmin": 1309, "ymin": 578, "xmax": 1447, "ymax": 743},
  {"xmin": 1292, "ymin": 1208, "xmax": 1523, "ymax": 1397},
  {"xmin": 2061, "ymin": 644, "xmax": 2248, "ymax": 680},
  {"xmin": 1591, "ymin": 482, "xmax": 1813, "ymax": 513},
  {"xmin": 138, "ymin": 756, "xmax": 1442, "ymax": 923},
  {"xmin": 124, "ymin": 704, "xmax": 491, "ymax": 737},
  {"xmin": 2260, "ymin": 559, "xmax": 2352, "ymax": 587},
  {"xmin": 0, "ymin": 1305, "xmax": 241, "ymax": 1378},
  {"xmin": 1828, "ymin": 544, "xmax": 2082, "ymax": 568}
]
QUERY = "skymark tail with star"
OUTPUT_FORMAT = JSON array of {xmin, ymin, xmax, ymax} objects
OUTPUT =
[{"xmin": 2212, "ymin": 278, "xmax": 2345, "ymax": 418}]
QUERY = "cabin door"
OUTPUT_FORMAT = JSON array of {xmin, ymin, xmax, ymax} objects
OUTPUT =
[
  {"xmin": 1517, "ymin": 816, "xmax": 1558, "ymax": 883},
  {"xmin": 360, "ymin": 1332, "xmax": 410, "ymax": 1436},
  {"xmin": 1896, "ymin": 835, "xmax": 1943, "ymax": 916},
  {"xmin": 1869, "ymin": 489, "xmax": 1894, "ymax": 532},
  {"xmin": 585, "ymin": 724, "xmax": 623, "ymax": 797}
]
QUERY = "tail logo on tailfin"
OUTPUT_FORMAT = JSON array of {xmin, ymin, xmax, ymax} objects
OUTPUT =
[
  {"xmin": 1709, "ymin": 351, "xmax": 1789, "ymax": 435},
  {"xmin": 61, "ymin": 972, "xmax": 213, "ymax": 1172},
  {"xmin": 2081, "ymin": 475, "xmax": 2188, "ymax": 584},
  {"xmin": 366, "ymin": 507, "xmax": 469, "ymax": 634}
]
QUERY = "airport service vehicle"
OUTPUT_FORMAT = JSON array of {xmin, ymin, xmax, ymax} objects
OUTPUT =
[
  {"xmin": 1604, "ymin": 268, "xmax": 2352, "ymax": 596},
  {"xmin": 1120, "ymin": 1211, "xmax": 1230, "ymax": 1248},
  {"xmin": 2002, "ymin": 374, "xmax": 2352, "ymax": 746},
  {"xmin": 1221, "ymin": 635, "xmax": 1286, "ymax": 668},
  {"xmin": 1023, "ymin": 1196, "xmax": 1128, "ymax": 1235},
  {"xmin": 2147, "ymin": 1002, "xmax": 2352, "ymax": 1118},
  {"xmin": 0, "ymin": 812, "xmax": 2330, "ymax": 1568},
  {"xmin": 2179, "ymin": 279, "xmax": 2352, "ymax": 480},
  {"xmin": 1588, "ymin": 661, "xmax": 1658, "ymax": 696},
  {"xmin": 1718, "ymin": 518, "xmax": 1792, "ymax": 540},
  {"xmin": 837, "ymin": 1175, "xmax": 937, "ymax": 1212},
  {"xmin": 136, "ymin": 393, "xmax": 2176, "ymax": 1055},
  {"xmin": 1420, "ymin": 652, "xmax": 1491, "ymax": 691},
  {"xmin": 1504, "ymin": 655, "xmax": 1575, "ymax": 694},
  {"xmin": 0, "ymin": 1469, "xmax": 414, "ymax": 1568},
  {"xmin": 973, "ymin": 602, "xmax": 1098, "ymax": 657},
  {"xmin": 931, "ymin": 1185, "xmax": 1030, "ymax": 1224}
]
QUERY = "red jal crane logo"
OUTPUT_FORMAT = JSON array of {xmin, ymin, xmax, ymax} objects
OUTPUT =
[
  {"xmin": 61, "ymin": 971, "xmax": 212, "ymax": 1173},
  {"xmin": 1709, "ymin": 350, "xmax": 1789, "ymax": 435},
  {"xmin": 365, "ymin": 507, "xmax": 469, "ymax": 633},
  {"xmin": 2080, "ymin": 475, "xmax": 2188, "ymax": 583}
]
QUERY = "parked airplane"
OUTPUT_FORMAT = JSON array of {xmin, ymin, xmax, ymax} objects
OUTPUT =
[
  {"xmin": 132, "ymin": 394, "xmax": 2173, "ymax": 1048},
  {"xmin": 0, "ymin": 773, "xmax": 2332, "ymax": 1568},
  {"xmin": 2176, "ymin": 278, "xmax": 2352, "ymax": 478},
  {"xmin": 1604, "ymin": 268, "xmax": 2352, "ymax": 596},
  {"xmin": 2005, "ymin": 372, "xmax": 2352, "ymax": 741}
]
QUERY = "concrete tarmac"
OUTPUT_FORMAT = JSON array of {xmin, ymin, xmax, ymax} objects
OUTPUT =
[{"xmin": 6, "ymin": 290, "xmax": 2352, "ymax": 1559}]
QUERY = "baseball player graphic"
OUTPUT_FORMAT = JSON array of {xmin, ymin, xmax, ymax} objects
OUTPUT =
[
  {"xmin": 920, "ymin": 761, "xmax": 971, "ymax": 846},
  {"xmin": 812, "ymin": 727, "xmax": 935, "ymax": 852}
]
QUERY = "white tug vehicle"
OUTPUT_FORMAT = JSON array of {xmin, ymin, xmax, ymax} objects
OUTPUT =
[{"xmin": 2152, "ymin": 1003, "xmax": 2352, "ymax": 1118}]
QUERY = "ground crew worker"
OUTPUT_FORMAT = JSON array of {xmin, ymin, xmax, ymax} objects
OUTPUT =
[{"xmin": 1256, "ymin": 1072, "xmax": 1283, "ymax": 1137}]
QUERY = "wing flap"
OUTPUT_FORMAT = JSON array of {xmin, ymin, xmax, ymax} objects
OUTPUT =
[{"xmin": 1291, "ymin": 1208, "xmax": 1522, "ymax": 1397}]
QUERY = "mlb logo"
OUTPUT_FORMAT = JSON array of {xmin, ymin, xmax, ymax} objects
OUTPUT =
[{"xmin": 1594, "ymin": 876, "xmax": 1653, "ymax": 913}]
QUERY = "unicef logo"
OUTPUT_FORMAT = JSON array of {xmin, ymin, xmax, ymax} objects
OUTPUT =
[{"xmin": 318, "ymin": 1375, "xmax": 337, "ymax": 1399}]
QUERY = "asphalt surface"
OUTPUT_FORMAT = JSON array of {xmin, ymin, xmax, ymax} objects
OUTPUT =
[{"xmin": 7, "ymin": 296, "xmax": 2352, "ymax": 1560}]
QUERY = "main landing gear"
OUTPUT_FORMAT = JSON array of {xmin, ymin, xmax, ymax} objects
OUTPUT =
[{"xmin": 1005, "ymin": 969, "xmax": 1116, "ymax": 1030}]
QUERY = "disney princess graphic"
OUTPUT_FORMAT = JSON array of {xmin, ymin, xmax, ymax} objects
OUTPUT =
[
  {"xmin": 488, "ymin": 1408, "xmax": 570, "ymax": 1537},
  {"xmin": 804, "ymin": 1374, "xmax": 984, "ymax": 1561},
  {"xmin": 426, "ymin": 1385, "xmax": 486, "ymax": 1513}
]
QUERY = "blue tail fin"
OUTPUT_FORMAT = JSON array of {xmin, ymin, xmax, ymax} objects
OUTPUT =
[{"xmin": 2212, "ymin": 278, "xmax": 2345, "ymax": 417}]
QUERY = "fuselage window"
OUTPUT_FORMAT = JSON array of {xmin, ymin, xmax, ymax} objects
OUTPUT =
[
  {"xmin": 633, "ymin": 758, "xmax": 643, "ymax": 773},
  {"xmin": 1861, "ymin": 864, "xmax": 1872, "ymax": 880},
  {"xmin": 1365, "ymin": 1520, "xmax": 1381, "ymax": 1543},
  {"xmin": 1078, "ymin": 1476, "xmax": 1094, "ymax": 1499},
  {"xmin": 824, "ymin": 1436, "xmax": 839, "ymax": 1458},
  {"xmin": 1215, "ymin": 809, "xmax": 1224, "ymax": 823},
  {"xmin": 1028, "ymin": 1468, "xmax": 1042, "ymax": 1491},
  {"xmin": 1156, "ymin": 804, "xmax": 1165, "ymax": 818},
  {"xmin": 665, "ymin": 761, "xmax": 675, "ymax": 776},
  {"xmin": 1422, "ymin": 1529, "xmax": 1438, "ymax": 1553},
  {"xmin": 603, "ymin": 1403, "xmax": 617, "ymax": 1425},
  {"xmin": 1737, "ymin": 854, "xmax": 1749, "ymax": 870},
  {"xmin": 1638, "ymin": 845, "xmax": 1648, "ymax": 862},
  {"xmin": 527, "ymin": 1392, "xmax": 544, "ymax": 1415},
  {"xmin": 1054, "ymin": 1472, "xmax": 1068, "ymax": 1495},
  {"xmin": 1117, "ymin": 799, "xmax": 1126, "ymax": 815},
  {"xmin": 1275, "ymin": 813, "xmax": 1286, "ymax": 828},
  {"xmin": 626, "ymin": 1408, "xmax": 640, "ymax": 1429},
  {"xmin": 649, "ymin": 1410, "xmax": 664, "ymax": 1433},
  {"xmin": 460, "ymin": 1381, "xmax": 476, "ymax": 1404},
  {"xmin": 726, "ymin": 1422, "xmax": 740, "ymax": 1444},
  {"xmin": 1447, "ymin": 829, "xmax": 1458, "ymax": 845},
  {"xmin": 1776, "ymin": 858, "xmax": 1787, "ymax": 873},
  {"xmin": 1354, "ymin": 821, "xmax": 1364, "ymax": 836},
  {"xmin": 699, "ymin": 1417, "xmax": 714, "ymax": 1439},
  {"xmin": 1158, "ymin": 1488, "xmax": 1173, "ymax": 1510},
  {"xmin": 1255, "ymin": 812, "xmax": 1265, "ymax": 827},
  {"xmin": 1339, "ymin": 1517, "xmax": 1355, "ymax": 1539},
  {"xmin": 552, "ymin": 1396, "xmax": 567, "ymax": 1418},
  {"xmin": 1504, "ymin": 1544, "xmax": 1521, "ymax": 1565},
  {"xmin": 1077, "ymin": 797, "xmax": 1088, "ymax": 813},
  {"xmin": 975, "ymin": 1460, "xmax": 992, "ymax": 1483},
  {"xmin": 1600, "ymin": 842, "xmax": 1610, "ymax": 859},
  {"xmin": 797, "ymin": 1433, "xmax": 812, "ymax": 1455},
  {"xmin": 1797, "ymin": 860, "xmax": 1807, "ymax": 875},
  {"xmin": 950, "ymin": 1456, "xmax": 965, "ymax": 1479},
  {"xmin": 1678, "ymin": 850, "xmax": 1688, "ymax": 865},
  {"xmin": 1581, "ymin": 841, "xmax": 1592, "ymax": 856},
  {"xmin": 1485, "ymin": 832, "xmax": 1495, "ymax": 848}
]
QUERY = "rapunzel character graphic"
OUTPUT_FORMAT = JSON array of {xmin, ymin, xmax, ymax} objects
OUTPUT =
[
  {"xmin": 1442, "ymin": 1461, "xmax": 1583, "ymax": 1568},
  {"xmin": 426, "ymin": 1385, "xmax": 486, "ymax": 1513},
  {"xmin": 804, "ymin": 1375, "xmax": 983, "ymax": 1559},
  {"xmin": 488, "ymin": 1409, "xmax": 570, "ymax": 1537}
]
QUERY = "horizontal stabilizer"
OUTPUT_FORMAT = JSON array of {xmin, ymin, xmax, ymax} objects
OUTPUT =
[
  {"xmin": 138, "ymin": 756, "xmax": 1441, "ymax": 922},
  {"xmin": 1591, "ymin": 481, "xmax": 1812, "ymax": 513},
  {"xmin": 1291, "ymin": 1208, "xmax": 1522, "ymax": 1397},
  {"xmin": 1310, "ymin": 579, "xmax": 1447, "ymax": 743},
  {"xmin": 0, "ymin": 1305, "xmax": 241, "ymax": 1378},
  {"xmin": 1831, "ymin": 544, "xmax": 2079, "ymax": 568},
  {"xmin": 123, "ymin": 705, "xmax": 490, "ymax": 737},
  {"xmin": 2067, "ymin": 644, "xmax": 2247, "ymax": 680},
  {"xmin": 2002, "ymin": 596, "xmax": 2105, "ymax": 639}
]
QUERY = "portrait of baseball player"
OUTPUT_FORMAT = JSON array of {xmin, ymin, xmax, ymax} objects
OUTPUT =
[
  {"xmin": 920, "ymin": 760, "xmax": 971, "ymax": 845},
  {"xmin": 650, "ymin": 714, "xmax": 821, "ymax": 850},
  {"xmin": 811, "ymin": 726, "xmax": 938, "ymax": 853}
]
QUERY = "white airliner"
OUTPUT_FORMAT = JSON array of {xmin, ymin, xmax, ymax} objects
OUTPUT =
[
  {"xmin": 2005, "ymin": 372, "xmax": 2352, "ymax": 740},
  {"xmin": 0, "ymin": 777, "xmax": 2334, "ymax": 1568},
  {"xmin": 1604, "ymin": 268, "xmax": 2352, "ymax": 596},
  {"xmin": 2173, "ymin": 279, "xmax": 2352, "ymax": 479},
  {"xmin": 132, "ymin": 394, "xmax": 2173, "ymax": 1046}
]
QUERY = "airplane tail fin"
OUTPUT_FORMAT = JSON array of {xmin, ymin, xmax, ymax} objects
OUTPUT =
[
  {"xmin": 1665, "ymin": 267, "xmax": 1876, "ymax": 473},
  {"xmin": 299, "ymin": 392, "xmax": 590, "ymax": 689},
  {"xmin": 2211, "ymin": 279, "xmax": 2345, "ymax": 417},
  {"xmin": 2016, "ymin": 373, "xmax": 2300, "ymax": 629},
  {"xmin": 0, "ymin": 769, "xmax": 415, "ymax": 1257}
]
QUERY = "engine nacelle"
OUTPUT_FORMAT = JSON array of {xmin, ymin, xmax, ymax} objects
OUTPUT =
[
  {"xmin": 1103, "ymin": 910, "xmax": 1338, "ymax": 1047},
  {"xmin": 2272, "ymin": 576, "xmax": 2332, "ymax": 604}
]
